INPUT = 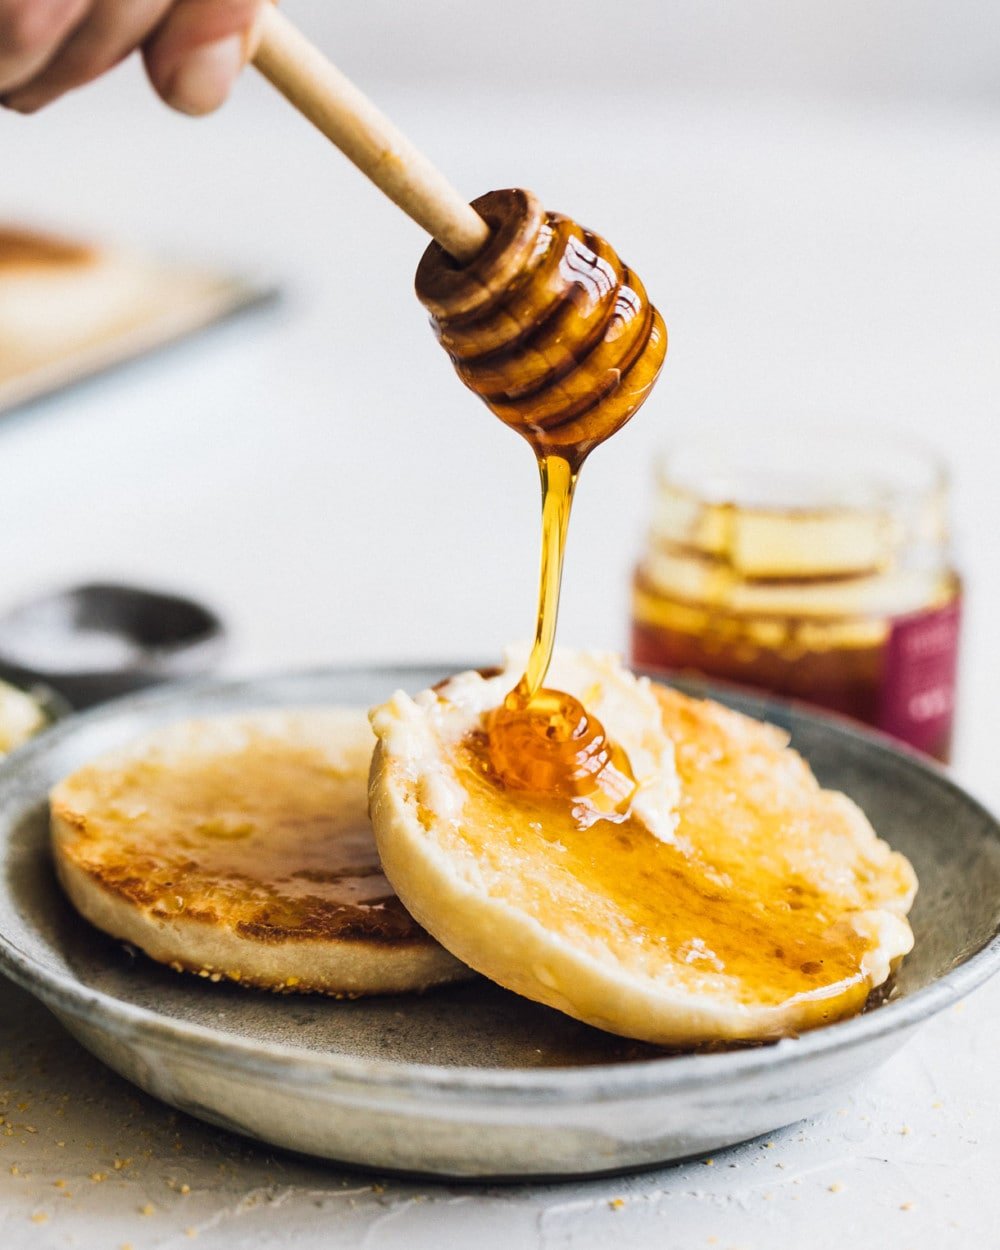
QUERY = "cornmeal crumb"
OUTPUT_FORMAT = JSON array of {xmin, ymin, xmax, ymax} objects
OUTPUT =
[
  {"xmin": 828, "ymin": 1182, "xmax": 845, "ymax": 1194},
  {"xmin": 702, "ymin": 1158, "xmax": 715, "ymax": 1167},
  {"xmin": 90, "ymin": 1172, "xmax": 107, "ymax": 1182},
  {"xmin": 139, "ymin": 1202, "xmax": 156, "ymax": 1216},
  {"xmin": 901, "ymin": 1202, "xmax": 915, "ymax": 1211},
  {"xmin": 30, "ymin": 1213, "xmax": 48, "ymax": 1224},
  {"xmin": 609, "ymin": 1198, "xmax": 625, "ymax": 1210}
]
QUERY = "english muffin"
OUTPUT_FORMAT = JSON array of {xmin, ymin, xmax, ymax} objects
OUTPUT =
[
  {"xmin": 51, "ymin": 709, "xmax": 470, "ymax": 996},
  {"xmin": 368, "ymin": 650, "xmax": 917, "ymax": 1044}
]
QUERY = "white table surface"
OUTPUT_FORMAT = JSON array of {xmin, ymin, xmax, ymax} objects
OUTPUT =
[{"xmin": 1, "ymin": 57, "xmax": 999, "ymax": 1249}]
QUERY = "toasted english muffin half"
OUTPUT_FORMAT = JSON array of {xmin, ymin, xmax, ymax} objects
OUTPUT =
[
  {"xmin": 368, "ymin": 650, "xmax": 917, "ymax": 1045},
  {"xmin": 51, "ymin": 709, "xmax": 471, "ymax": 996}
]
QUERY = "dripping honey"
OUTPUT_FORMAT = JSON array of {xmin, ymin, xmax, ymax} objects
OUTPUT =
[
  {"xmin": 481, "ymin": 370, "xmax": 660, "ymax": 814},
  {"xmin": 479, "ymin": 441, "xmax": 629, "ymax": 814},
  {"xmin": 484, "ymin": 454, "xmax": 637, "ymax": 819},
  {"xmin": 414, "ymin": 188, "xmax": 667, "ymax": 812}
]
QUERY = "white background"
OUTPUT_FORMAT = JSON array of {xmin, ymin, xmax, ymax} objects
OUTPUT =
[{"xmin": 1, "ymin": 2, "xmax": 999, "ymax": 1246}]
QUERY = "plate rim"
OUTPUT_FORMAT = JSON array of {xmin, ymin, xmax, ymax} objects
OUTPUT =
[{"xmin": 1, "ymin": 661, "xmax": 998, "ymax": 1103}]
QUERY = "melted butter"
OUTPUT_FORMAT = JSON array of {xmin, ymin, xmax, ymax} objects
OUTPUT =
[{"xmin": 67, "ymin": 735, "xmax": 424, "ymax": 944}]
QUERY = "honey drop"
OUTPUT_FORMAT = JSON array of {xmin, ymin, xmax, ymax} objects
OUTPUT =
[{"xmin": 483, "ymin": 681, "xmax": 636, "ymax": 825}]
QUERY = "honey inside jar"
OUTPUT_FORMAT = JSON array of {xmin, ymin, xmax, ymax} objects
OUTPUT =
[
  {"xmin": 414, "ymin": 188, "xmax": 667, "ymax": 810},
  {"xmin": 631, "ymin": 431, "xmax": 961, "ymax": 761}
]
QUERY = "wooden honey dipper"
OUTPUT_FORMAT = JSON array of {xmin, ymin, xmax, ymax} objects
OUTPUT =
[{"xmin": 252, "ymin": 8, "xmax": 667, "ymax": 465}]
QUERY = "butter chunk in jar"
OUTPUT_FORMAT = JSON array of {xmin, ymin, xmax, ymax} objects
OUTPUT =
[{"xmin": 630, "ymin": 429, "xmax": 961, "ymax": 762}]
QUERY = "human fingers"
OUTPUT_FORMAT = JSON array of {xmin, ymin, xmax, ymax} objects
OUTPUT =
[
  {"xmin": 2, "ymin": 0, "xmax": 173, "ymax": 112},
  {"xmin": 142, "ymin": 0, "xmax": 263, "ymax": 116},
  {"xmin": 0, "ymin": 0, "xmax": 91, "ymax": 96}
]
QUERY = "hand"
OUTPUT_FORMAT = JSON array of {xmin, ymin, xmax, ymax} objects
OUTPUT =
[{"xmin": 0, "ymin": 0, "xmax": 263, "ymax": 116}]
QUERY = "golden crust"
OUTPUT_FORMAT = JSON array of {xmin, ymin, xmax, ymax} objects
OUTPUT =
[
  {"xmin": 51, "ymin": 709, "xmax": 471, "ymax": 996},
  {"xmin": 368, "ymin": 670, "xmax": 917, "ymax": 1045}
]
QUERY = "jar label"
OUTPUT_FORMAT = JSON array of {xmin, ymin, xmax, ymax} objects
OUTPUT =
[{"xmin": 879, "ymin": 598, "xmax": 961, "ymax": 759}]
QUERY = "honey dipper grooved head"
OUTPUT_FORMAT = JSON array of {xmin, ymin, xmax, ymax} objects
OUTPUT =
[{"xmin": 415, "ymin": 188, "xmax": 667, "ymax": 466}]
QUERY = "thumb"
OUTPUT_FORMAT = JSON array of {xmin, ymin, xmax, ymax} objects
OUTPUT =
[{"xmin": 143, "ymin": 0, "xmax": 264, "ymax": 116}]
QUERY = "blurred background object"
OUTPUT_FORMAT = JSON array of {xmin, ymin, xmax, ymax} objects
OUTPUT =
[
  {"xmin": 0, "ymin": 0, "xmax": 997, "ymax": 781},
  {"xmin": 294, "ymin": 0, "xmax": 1000, "ymax": 102},
  {"xmin": 0, "ymin": 582, "xmax": 225, "ymax": 709},
  {"xmin": 632, "ymin": 428, "xmax": 961, "ymax": 760},
  {"xmin": 0, "ymin": 677, "xmax": 48, "ymax": 756},
  {"xmin": 0, "ymin": 225, "xmax": 272, "ymax": 414}
]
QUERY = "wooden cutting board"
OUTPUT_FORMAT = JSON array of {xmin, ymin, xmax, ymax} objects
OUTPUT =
[{"xmin": 0, "ymin": 225, "xmax": 274, "ymax": 414}]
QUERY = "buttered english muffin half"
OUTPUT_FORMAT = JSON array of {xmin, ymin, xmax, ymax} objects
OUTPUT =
[
  {"xmin": 51, "ymin": 709, "xmax": 471, "ymax": 997},
  {"xmin": 368, "ymin": 650, "xmax": 917, "ymax": 1045}
]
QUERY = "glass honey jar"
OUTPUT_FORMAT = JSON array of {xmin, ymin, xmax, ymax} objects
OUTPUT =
[{"xmin": 630, "ymin": 428, "xmax": 961, "ymax": 761}]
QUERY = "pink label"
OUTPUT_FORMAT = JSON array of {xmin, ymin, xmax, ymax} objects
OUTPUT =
[{"xmin": 878, "ymin": 598, "xmax": 961, "ymax": 759}]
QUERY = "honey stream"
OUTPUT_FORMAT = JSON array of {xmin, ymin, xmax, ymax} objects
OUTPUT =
[
  {"xmin": 520, "ymin": 455, "xmax": 577, "ymax": 702},
  {"xmin": 484, "ymin": 454, "xmax": 637, "ymax": 820}
]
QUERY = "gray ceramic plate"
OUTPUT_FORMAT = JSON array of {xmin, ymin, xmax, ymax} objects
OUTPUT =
[{"xmin": 1, "ymin": 665, "xmax": 999, "ymax": 1180}]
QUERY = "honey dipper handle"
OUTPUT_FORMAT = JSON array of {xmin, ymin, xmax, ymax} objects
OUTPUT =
[{"xmin": 251, "ymin": 7, "xmax": 490, "ymax": 263}]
